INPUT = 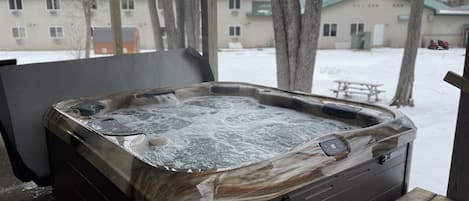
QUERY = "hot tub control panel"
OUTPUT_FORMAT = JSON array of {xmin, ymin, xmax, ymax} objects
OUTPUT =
[{"xmin": 319, "ymin": 138, "xmax": 348, "ymax": 156}]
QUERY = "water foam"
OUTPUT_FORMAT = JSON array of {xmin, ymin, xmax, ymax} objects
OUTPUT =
[{"xmin": 95, "ymin": 96, "xmax": 358, "ymax": 170}]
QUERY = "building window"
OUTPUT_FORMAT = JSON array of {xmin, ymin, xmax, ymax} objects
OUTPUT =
[
  {"xmin": 323, "ymin": 24, "xmax": 337, "ymax": 37},
  {"xmin": 49, "ymin": 26, "xmax": 64, "ymax": 38},
  {"xmin": 12, "ymin": 27, "xmax": 26, "ymax": 39},
  {"xmin": 122, "ymin": 0, "xmax": 135, "ymax": 10},
  {"xmin": 46, "ymin": 0, "xmax": 60, "ymax": 10},
  {"xmin": 9, "ymin": 0, "xmax": 23, "ymax": 10},
  {"xmin": 229, "ymin": 26, "xmax": 241, "ymax": 37},
  {"xmin": 229, "ymin": 0, "xmax": 240, "ymax": 10},
  {"xmin": 252, "ymin": 1, "xmax": 271, "ymax": 16},
  {"xmin": 351, "ymin": 23, "xmax": 365, "ymax": 35}
]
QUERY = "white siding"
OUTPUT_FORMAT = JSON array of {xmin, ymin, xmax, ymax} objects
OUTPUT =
[{"xmin": 0, "ymin": 0, "xmax": 468, "ymax": 50}]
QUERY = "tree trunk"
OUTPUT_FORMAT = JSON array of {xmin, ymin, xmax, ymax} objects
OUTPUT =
[
  {"xmin": 284, "ymin": 1, "xmax": 301, "ymax": 89},
  {"xmin": 194, "ymin": 0, "xmax": 201, "ymax": 51},
  {"xmin": 109, "ymin": 0, "xmax": 123, "ymax": 54},
  {"xmin": 201, "ymin": 0, "xmax": 218, "ymax": 80},
  {"xmin": 176, "ymin": 0, "xmax": 185, "ymax": 48},
  {"xmin": 296, "ymin": 0, "xmax": 322, "ymax": 92},
  {"xmin": 148, "ymin": 0, "xmax": 164, "ymax": 51},
  {"xmin": 162, "ymin": 0, "xmax": 177, "ymax": 50},
  {"xmin": 271, "ymin": 0, "xmax": 322, "ymax": 92},
  {"xmin": 271, "ymin": 0, "xmax": 290, "ymax": 90},
  {"xmin": 83, "ymin": 0, "xmax": 92, "ymax": 58},
  {"xmin": 184, "ymin": 0, "xmax": 195, "ymax": 48},
  {"xmin": 390, "ymin": 0, "xmax": 424, "ymax": 107}
]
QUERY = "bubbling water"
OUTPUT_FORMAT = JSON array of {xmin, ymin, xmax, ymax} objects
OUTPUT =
[{"xmin": 96, "ymin": 96, "xmax": 358, "ymax": 170}]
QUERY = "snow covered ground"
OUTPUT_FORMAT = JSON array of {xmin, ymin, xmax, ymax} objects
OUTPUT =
[{"xmin": 1, "ymin": 48, "xmax": 466, "ymax": 195}]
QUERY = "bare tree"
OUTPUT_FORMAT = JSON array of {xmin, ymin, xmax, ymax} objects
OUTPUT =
[
  {"xmin": 184, "ymin": 0, "xmax": 194, "ymax": 48},
  {"xmin": 184, "ymin": 0, "xmax": 202, "ymax": 50},
  {"xmin": 194, "ymin": 0, "xmax": 201, "ymax": 50},
  {"xmin": 81, "ymin": 0, "xmax": 95, "ymax": 58},
  {"xmin": 65, "ymin": 23, "xmax": 85, "ymax": 59},
  {"xmin": 162, "ymin": 0, "xmax": 177, "ymax": 49},
  {"xmin": 271, "ymin": 0, "xmax": 322, "ymax": 92},
  {"xmin": 110, "ymin": 0, "xmax": 123, "ymax": 55},
  {"xmin": 176, "ymin": 0, "xmax": 185, "ymax": 48},
  {"xmin": 63, "ymin": 0, "xmax": 94, "ymax": 58},
  {"xmin": 148, "ymin": 0, "xmax": 164, "ymax": 50},
  {"xmin": 390, "ymin": 0, "xmax": 424, "ymax": 107}
]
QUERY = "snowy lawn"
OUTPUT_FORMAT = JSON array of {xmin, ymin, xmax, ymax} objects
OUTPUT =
[
  {"xmin": 1, "ymin": 48, "xmax": 466, "ymax": 195},
  {"xmin": 219, "ymin": 48, "xmax": 465, "ymax": 195}
]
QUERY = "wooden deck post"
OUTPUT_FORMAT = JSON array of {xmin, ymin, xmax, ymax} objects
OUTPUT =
[
  {"xmin": 109, "ymin": 0, "xmax": 123, "ymax": 55},
  {"xmin": 447, "ymin": 33, "xmax": 469, "ymax": 201},
  {"xmin": 201, "ymin": 0, "xmax": 218, "ymax": 80}
]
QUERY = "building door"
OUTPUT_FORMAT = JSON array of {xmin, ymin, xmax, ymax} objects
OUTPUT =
[{"xmin": 373, "ymin": 24, "xmax": 385, "ymax": 46}]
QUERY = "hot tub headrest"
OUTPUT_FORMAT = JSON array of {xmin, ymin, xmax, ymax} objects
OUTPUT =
[{"xmin": 0, "ymin": 48, "xmax": 214, "ymax": 185}]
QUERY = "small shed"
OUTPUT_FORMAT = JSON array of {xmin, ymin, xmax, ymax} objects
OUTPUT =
[{"xmin": 93, "ymin": 27, "xmax": 140, "ymax": 54}]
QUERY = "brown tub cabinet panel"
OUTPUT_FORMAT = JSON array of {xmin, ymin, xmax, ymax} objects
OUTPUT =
[
  {"xmin": 47, "ymin": 130, "xmax": 131, "ymax": 201},
  {"xmin": 270, "ymin": 145, "xmax": 410, "ymax": 201}
]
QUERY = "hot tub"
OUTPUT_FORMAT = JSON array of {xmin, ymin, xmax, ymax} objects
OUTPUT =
[{"xmin": 44, "ymin": 82, "xmax": 416, "ymax": 201}]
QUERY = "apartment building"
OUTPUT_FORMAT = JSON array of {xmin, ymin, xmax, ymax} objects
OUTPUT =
[
  {"xmin": 217, "ymin": 0, "xmax": 469, "ymax": 49},
  {"xmin": 1, "ymin": 0, "xmax": 469, "ymax": 51},
  {"xmin": 1, "ymin": 0, "xmax": 164, "ymax": 50}
]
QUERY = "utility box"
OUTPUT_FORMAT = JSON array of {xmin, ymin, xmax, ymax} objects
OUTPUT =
[{"xmin": 351, "ymin": 32, "xmax": 372, "ymax": 50}]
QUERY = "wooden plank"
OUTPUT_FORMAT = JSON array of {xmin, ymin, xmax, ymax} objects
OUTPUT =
[
  {"xmin": 334, "ymin": 80, "xmax": 383, "ymax": 86},
  {"xmin": 431, "ymin": 195, "xmax": 454, "ymax": 201},
  {"xmin": 396, "ymin": 188, "xmax": 436, "ymax": 201},
  {"xmin": 347, "ymin": 86, "xmax": 370, "ymax": 91},
  {"xmin": 444, "ymin": 71, "xmax": 469, "ymax": 94},
  {"xmin": 109, "ymin": 0, "xmax": 123, "ymax": 55},
  {"xmin": 201, "ymin": 0, "xmax": 218, "ymax": 80},
  {"xmin": 447, "ymin": 32, "xmax": 469, "ymax": 201},
  {"xmin": 397, "ymin": 188, "xmax": 454, "ymax": 201},
  {"xmin": 347, "ymin": 91, "xmax": 372, "ymax": 95}
]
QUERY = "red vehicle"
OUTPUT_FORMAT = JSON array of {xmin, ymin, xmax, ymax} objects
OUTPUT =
[{"xmin": 428, "ymin": 39, "xmax": 449, "ymax": 50}]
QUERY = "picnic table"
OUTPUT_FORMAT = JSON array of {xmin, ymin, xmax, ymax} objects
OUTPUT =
[{"xmin": 331, "ymin": 80, "xmax": 385, "ymax": 102}]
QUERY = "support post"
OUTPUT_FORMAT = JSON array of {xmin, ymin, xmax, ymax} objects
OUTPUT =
[
  {"xmin": 447, "ymin": 33, "xmax": 469, "ymax": 201},
  {"xmin": 109, "ymin": 0, "xmax": 123, "ymax": 55},
  {"xmin": 201, "ymin": 0, "xmax": 218, "ymax": 80}
]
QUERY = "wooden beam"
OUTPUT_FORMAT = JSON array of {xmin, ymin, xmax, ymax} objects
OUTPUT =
[
  {"xmin": 201, "ymin": 0, "xmax": 218, "ymax": 80},
  {"xmin": 109, "ymin": 0, "xmax": 123, "ymax": 55},
  {"xmin": 398, "ymin": 188, "xmax": 454, "ymax": 201},
  {"xmin": 445, "ymin": 71, "xmax": 469, "ymax": 94},
  {"xmin": 397, "ymin": 188, "xmax": 436, "ymax": 201},
  {"xmin": 447, "ymin": 33, "xmax": 469, "ymax": 201}
]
